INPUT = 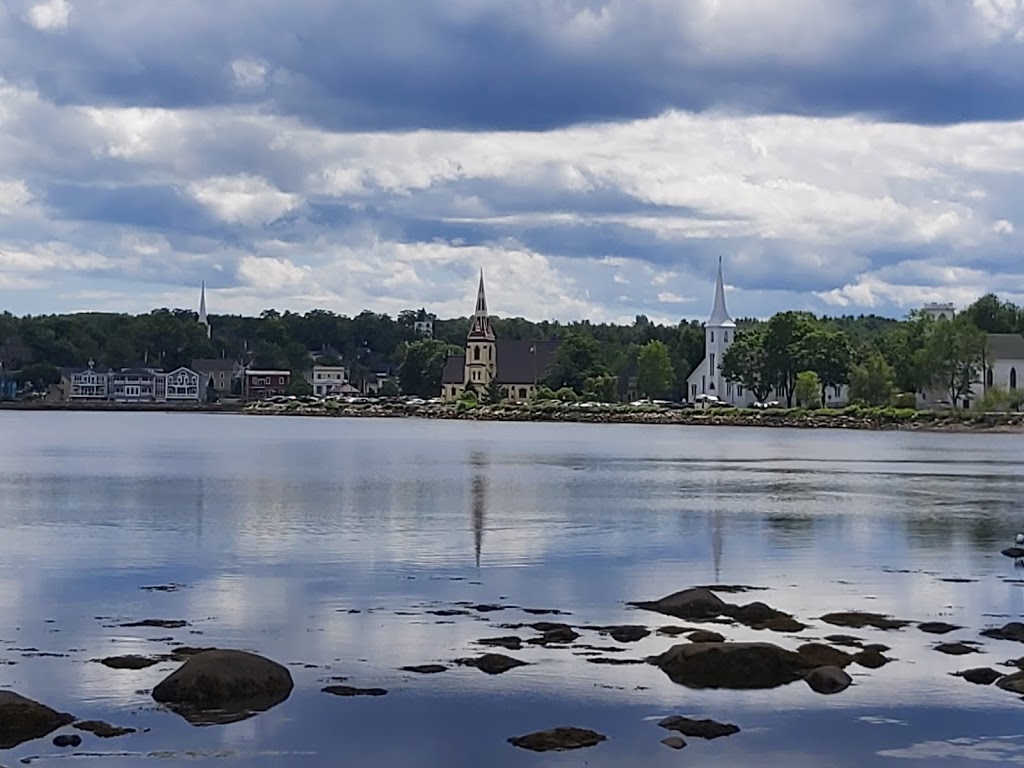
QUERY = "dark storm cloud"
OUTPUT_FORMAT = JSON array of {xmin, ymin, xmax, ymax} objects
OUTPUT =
[{"xmin": 3, "ymin": 0, "xmax": 1024, "ymax": 131}]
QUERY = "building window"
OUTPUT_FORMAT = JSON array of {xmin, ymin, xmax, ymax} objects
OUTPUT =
[
  {"xmin": 710, "ymin": 331, "xmax": 714, "ymax": 343},
  {"xmin": 738, "ymin": 385, "xmax": 743, "ymax": 396},
  {"xmin": 725, "ymin": 332, "xmax": 729, "ymax": 342},
  {"xmin": 691, "ymin": 384, "xmax": 696, "ymax": 397},
  {"xmin": 701, "ymin": 375, "xmax": 706, "ymax": 393},
  {"xmin": 488, "ymin": 346, "xmax": 493, "ymax": 360},
  {"xmin": 474, "ymin": 346, "xmax": 481, "ymax": 361},
  {"xmin": 519, "ymin": 387, "xmax": 527, "ymax": 399},
  {"xmin": 1013, "ymin": 368, "xmax": 1018, "ymax": 389},
  {"xmin": 710, "ymin": 353, "xmax": 715, "ymax": 372}
]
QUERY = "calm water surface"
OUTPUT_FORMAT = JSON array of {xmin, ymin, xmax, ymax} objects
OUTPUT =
[{"xmin": 2, "ymin": 412, "xmax": 1024, "ymax": 766}]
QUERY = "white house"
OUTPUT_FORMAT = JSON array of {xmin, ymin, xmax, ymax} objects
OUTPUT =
[
  {"xmin": 304, "ymin": 364, "xmax": 350, "ymax": 397},
  {"xmin": 160, "ymin": 367, "xmax": 203, "ymax": 402},
  {"xmin": 685, "ymin": 259, "xmax": 849, "ymax": 407}
]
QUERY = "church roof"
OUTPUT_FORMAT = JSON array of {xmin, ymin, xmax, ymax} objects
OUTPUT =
[
  {"xmin": 467, "ymin": 269, "xmax": 495, "ymax": 341},
  {"xmin": 987, "ymin": 333, "xmax": 1024, "ymax": 361},
  {"xmin": 440, "ymin": 340, "xmax": 561, "ymax": 386},
  {"xmin": 707, "ymin": 257, "xmax": 735, "ymax": 328}
]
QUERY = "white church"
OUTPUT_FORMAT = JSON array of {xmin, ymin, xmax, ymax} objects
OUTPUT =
[{"xmin": 685, "ymin": 259, "xmax": 849, "ymax": 407}]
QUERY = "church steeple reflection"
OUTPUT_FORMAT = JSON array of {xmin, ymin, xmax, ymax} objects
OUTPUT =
[
  {"xmin": 712, "ymin": 508, "xmax": 723, "ymax": 583},
  {"xmin": 470, "ymin": 451, "xmax": 488, "ymax": 569}
]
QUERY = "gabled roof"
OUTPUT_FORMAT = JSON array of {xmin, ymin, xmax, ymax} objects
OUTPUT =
[
  {"xmin": 495, "ymin": 340, "xmax": 560, "ymax": 384},
  {"xmin": 987, "ymin": 333, "xmax": 1024, "ymax": 361},
  {"xmin": 441, "ymin": 354, "xmax": 466, "ymax": 384}
]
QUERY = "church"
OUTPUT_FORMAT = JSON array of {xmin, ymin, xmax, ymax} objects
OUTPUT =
[{"xmin": 440, "ymin": 271, "xmax": 560, "ymax": 403}]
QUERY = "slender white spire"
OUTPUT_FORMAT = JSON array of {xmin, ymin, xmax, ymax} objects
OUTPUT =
[
  {"xmin": 467, "ymin": 269, "xmax": 494, "ymax": 340},
  {"xmin": 198, "ymin": 281, "xmax": 211, "ymax": 338},
  {"xmin": 707, "ymin": 256, "xmax": 735, "ymax": 328}
]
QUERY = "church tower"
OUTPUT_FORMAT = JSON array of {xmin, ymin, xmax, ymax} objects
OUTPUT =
[
  {"xmin": 198, "ymin": 281, "xmax": 211, "ymax": 339},
  {"xmin": 705, "ymin": 257, "xmax": 735, "ymax": 398},
  {"xmin": 464, "ymin": 269, "xmax": 496, "ymax": 391}
]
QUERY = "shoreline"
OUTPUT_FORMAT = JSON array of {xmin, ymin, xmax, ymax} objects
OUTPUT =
[{"xmin": 5, "ymin": 400, "xmax": 1024, "ymax": 432}]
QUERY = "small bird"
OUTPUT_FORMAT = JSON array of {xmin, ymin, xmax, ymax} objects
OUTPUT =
[{"xmin": 1016, "ymin": 533, "xmax": 1024, "ymax": 545}]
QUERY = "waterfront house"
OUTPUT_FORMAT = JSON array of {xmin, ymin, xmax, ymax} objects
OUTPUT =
[
  {"xmin": 440, "ymin": 271, "xmax": 560, "ymax": 403},
  {"xmin": 192, "ymin": 358, "xmax": 237, "ymax": 398},
  {"xmin": 243, "ymin": 369, "xmax": 290, "ymax": 401},
  {"xmin": 109, "ymin": 367, "xmax": 158, "ymax": 403},
  {"xmin": 66, "ymin": 361, "xmax": 110, "ymax": 401},
  {"xmin": 159, "ymin": 366, "xmax": 204, "ymax": 402},
  {"xmin": 304, "ymin": 364, "xmax": 349, "ymax": 397}
]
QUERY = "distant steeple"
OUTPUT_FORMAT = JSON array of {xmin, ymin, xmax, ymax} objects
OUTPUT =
[
  {"xmin": 707, "ymin": 257, "xmax": 735, "ymax": 328},
  {"xmin": 467, "ymin": 269, "xmax": 495, "ymax": 341},
  {"xmin": 198, "ymin": 281, "xmax": 211, "ymax": 338}
]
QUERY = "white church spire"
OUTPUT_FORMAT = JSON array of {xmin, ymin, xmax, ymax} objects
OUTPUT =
[
  {"xmin": 707, "ymin": 257, "xmax": 735, "ymax": 328},
  {"xmin": 198, "ymin": 281, "xmax": 211, "ymax": 338},
  {"xmin": 467, "ymin": 269, "xmax": 495, "ymax": 340}
]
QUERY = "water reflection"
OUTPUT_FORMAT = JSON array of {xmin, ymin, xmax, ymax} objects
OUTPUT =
[{"xmin": 2, "ymin": 414, "xmax": 1024, "ymax": 766}]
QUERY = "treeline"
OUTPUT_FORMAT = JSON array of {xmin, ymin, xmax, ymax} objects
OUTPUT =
[{"xmin": 0, "ymin": 294, "xmax": 1017, "ymax": 401}]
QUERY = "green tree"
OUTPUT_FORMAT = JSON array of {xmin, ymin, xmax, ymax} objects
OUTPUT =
[
  {"xmin": 797, "ymin": 329, "xmax": 852, "ymax": 405},
  {"xmin": 636, "ymin": 340, "xmax": 674, "ymax": 399},
  {"xmin": 794, "ymin": 370, "xmax": 822, "ymax": 408},
  {"xmin": 397, "ymin": 339, "xmax": 456, "ymax": 398},
  {"xmin": 964, "ymin": 293, "xmax": 1020, "ymax": 334},
  {"xmin": 720, "ymin": 328, "xmax": 773, "ymax": 402},
  {"xmin": 584, "ymin": 373, "xmax": 618, "ymax": 403},
  {"xmin": 544, "ymin": 332, "xmax": 606, "ymax": 393},
  {"xmin": 762, "ymin": 311, "xmax": 816, "ymax": 407},
  {"xmin": 15, "ymin": 362, "xmax": 60, "ymax": 389},
  {"xmin": 287, "ymin": 376, "xmax": 313, "ymax": 396},
  {"xmin": 916, "ymin": 316, "xmax": 987, "ymax": 405},
  {"xmin": 848, "ymin": 353, "xmax": 896, "ymax": 406}
]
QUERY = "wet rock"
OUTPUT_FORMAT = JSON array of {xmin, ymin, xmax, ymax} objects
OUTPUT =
[
  {"xmin": 731, "ymin": 602, "xmax": 806, "ymax": 632},
  {"xmin": 918, "ymin": 622, "xmax": 962, "ymax": 635},
  {"xmin": 996, "ymin": 671, "xmax": 1024, "ymax": 694},
  {"xmin": 862, "ymin": 643, "xmax": 891, "ymax": 653},
  {"xmin": 507, "ymin": 727, "xmax": 607, "ymax": 752},
  {"xmin": 754, "ymin": 615, "xmax": 808, "ymax": 632},
  {"xmin": 0, "ymin": 691, "xmax": 75, "ymax": 749},
  {"xmin": 981, "ymin": 622, "xmax": 1024, "ymax": 642},
  {"xmin": 661, "ymin": 736, "xmax": 686, "ymax": 750},
  {"xmin": 73, "ymin": 720, "xmax": 135, "ymax": 738},
  {"xmin": 522, "ymin": 608, "xmax": 569, "ymax": 616},
  {"xmin": 477, "ymin": 636, "xmax": 523, "ymax": 650},
  {"xmin": 585, "ymin": 657, "xmax": 645, "ymax": 665},
  {"xmin": 140, "ymin": 583, "xmax": 186, "ymax": 592},
  {"xmin": 797, "ymin": 643, "xmax": 854, "ymax": 668},
  {"xmin": 687, "ymin": 630, "xmax": 725, "ymax": 643},
  {"xmin": 649, "ymin": 642, "xmax": 813, "ymax": 689},
  {"xmin": 322, "ymin": 685, "xmax": 387, "ymax": 697},
  {"xmin": 151, "ymin": 649, "xmax": 293, "ymax": 725},
  {"xmin": 657, "ymin": 715, "xmax": 740, "ymax": 739},
  {"xmin": 820, "ymin": 612, "xmax": 910, "ymax": 631},
  {"xmin": 527, "ymin": 624, "xmax": 579, "ymax": 645},
  {"xmin": 826, "ymin": 634, "xmax": 864, "ymax": 648},
  {"xmin": 600, "ymin": 625, "xmax": 650, "ymax": 643},
  {"xmin": 120, "ymin": 619, "xmax": 188, "ymax": 629},
  {"xmin": 428, "ymin": 609, "xmax": 469, "ymax": 617},
  {"xmin": 854, "ymin": 649, "xmax": 892, "ymax": 669},
  {"xmin": 957, "ymin": 667, "xmax": 1002, "ymax": 685},
  {"xmin": 698, "ymin": 584, "xmax": 766, "ymax": 594},
  {"xmin": 167, "ymin": 646, "xmax": 216, "ymax": 661},
  {"xmin": 631, "ymin": 587, "xmax": 802, "ymax": 631},
  {"xmin": 400, "ymin": 665, "xmax": 447, "ymax": 674},
  {"xmin": 99, "ymin": 655, "xmax": 160, "ymax": 670},
  {"xmin": 53, "ymin": 734, "xmax": 82, "ymax": 748},
  {"xmin": 472, "ymin": 604, "xmax": 506, "ymax": 613},
  {"xmin": 935, "ymin": 642, "xmax": 982, "ymax": 656},
  {"xmin": 456, "ymin": 653, "xmax": 528, "ymax": 675},
  {"xmin": 805, "ymin": 666, "xmax": 852, "ymax": 694},
  {"xmin": 657, "ymin": 626, "xmax": 696, "ymax": 636}
]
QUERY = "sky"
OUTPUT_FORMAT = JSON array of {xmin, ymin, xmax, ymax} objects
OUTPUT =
[{"xmin": 1, "ymin": 0, "xmax": 1023, "ymax": 324}]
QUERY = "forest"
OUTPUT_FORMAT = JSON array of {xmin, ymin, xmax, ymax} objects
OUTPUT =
[{"xmin": 0, "ymin": 293, "xmax": 1020, "ymax": 404}]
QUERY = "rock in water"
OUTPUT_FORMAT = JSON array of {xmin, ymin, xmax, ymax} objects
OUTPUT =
[
  {"xmin": 981, "ymin": 622, "xmax": 1024, "ymax": 642},
  {"xmin": 958, "ymin": 668, "xmax": 1001, "ymax": 686},
  {"xmin": 0, "ymin": 691, "xmax": 75, "ymax": 749},
  {"xmin": 820, "ymin": 612, "xmax": 910, "ymax": 630},
  {"xmin": 455, "ymin": 654, "xmax": 529, "ymax": 675},
  {"xmin": 918, "ymin": 622, "xmax": 961, "ymax": 635},
  {"xmin": 649, "ymin": 642, "xmax": 812, "ymax": 689},
  {"xmin": 804, "ymin": 666, "xmax": 852, "ymax": 694},
  {"xmin": 53, "ymin": 734, "xmax": 82, "ymax": 748},
  {"xmin": 151, "ymin": 649, "xmax": 293, "ymax": 725},
  {"xmin": 687, "ymin": 630, "xmax": 725, "ymax": 643},
  {"xmin": 629, "ymin": 588, "xmax": 727, "ymax": 619},
  {"xmin": 661, "ymin": 736, "xmax": 686, "ymax": 749},
  {"xmin": 507, "ymin": 727, "xmax": 607, "ymax": 752},
  {"xmin": 657, "ymin": 715, "xmax": 740, "ymax": 739}
]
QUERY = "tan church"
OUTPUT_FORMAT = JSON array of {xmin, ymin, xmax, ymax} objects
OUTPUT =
[{"xmin": 441, "ymin": 271, "xmax": 560, "ymax": 403}]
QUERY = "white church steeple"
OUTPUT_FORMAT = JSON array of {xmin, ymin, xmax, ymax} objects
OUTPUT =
[
  {"xmin": 707, "ymin": 256, "xmax": 735, "ymax": 328},
  {"xmin": 198, "ymin": 281, "xmax": 211, "ymax": 338}
]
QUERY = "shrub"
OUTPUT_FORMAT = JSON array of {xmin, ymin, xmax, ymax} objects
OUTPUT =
[{"xmin": 889, "ymin": 392, "xmax": 917, "ymax": 409}]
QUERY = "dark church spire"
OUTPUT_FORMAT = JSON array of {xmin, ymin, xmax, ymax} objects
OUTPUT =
[{"xmin": 467, "ymin": 269, "xmax": 495, "ymax": 341}]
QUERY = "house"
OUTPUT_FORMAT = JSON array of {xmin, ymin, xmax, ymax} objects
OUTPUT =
[
  {"xmin": 192, "ymin": 358, "xmax": 237, "ymax": 398},
  {"xmin": 413, "ymin": 311, "xmax": 436, "ymax": 337},
  {"xmin": 440, "ymin": 270, "xmax": 561, "ymax": 403},
  {"xmin": 159, "ymin": 367, "xmax": 204, "ymax": 402},
  {"xmin": 66, "ymin": 361, "xmax": 110, "ymax": 401},
  {"xmin": 686, "ymin": 258, "xmax": 849, "ymax": 407},
  {"xmin": 0, "ymin": 367, "xmax": 15, "ymax": 400},
  {"xmin": 304, "ymin": 365, "xmax": 349, "ymax": 397},
  {"xmin": 109, "ymin": 368, "xmax": 158, "ymax": 403},
  {"xmin": 243, "ymin": 369, "xmax": 290, "ymax": 401}
]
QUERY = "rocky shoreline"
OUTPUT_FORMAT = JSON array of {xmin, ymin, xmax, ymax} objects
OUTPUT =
[{"xmin": 244, "ymin": 401, "xmax": 1024, "ymax": 432}]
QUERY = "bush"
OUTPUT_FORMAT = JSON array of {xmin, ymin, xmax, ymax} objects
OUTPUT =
[
  {"xmin": 553, "ymin": 387, "xmax": 578, "ymax": 402},
  {"xmin": 889, "ymin": 392, "xmax": 917, "ymax": 409}
]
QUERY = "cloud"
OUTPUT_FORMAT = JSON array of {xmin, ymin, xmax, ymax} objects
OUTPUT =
[
  {"xmin": 24, "ymin": 0, "xmax": 70, "ymax": 31},
  {"xmin": 1, "ymin": 2, "xmax": 1024, "ymax": 320}
]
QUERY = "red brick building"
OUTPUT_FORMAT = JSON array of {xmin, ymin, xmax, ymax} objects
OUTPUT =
[{"xmin": 242, "ymin": 369, "xmax": 291, "ymax": 401}]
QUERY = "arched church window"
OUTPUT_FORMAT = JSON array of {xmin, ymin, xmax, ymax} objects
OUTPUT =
[
  {"xmin": 488, "ymin": 346, "xmax": 492, "ymax": 360},
  {"xmin": 710, "ymin": 331, "xmax": 714, "ymax": 343},
  {"xmin": 1013, "ymin": 368, "xmax": 1018, "ymax": 389},
  {"xmin": 474, "ymin": 346, "xmax": 480, "ymax": 361}
]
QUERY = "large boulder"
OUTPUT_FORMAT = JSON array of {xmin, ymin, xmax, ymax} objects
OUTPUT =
[
  {"xmin": 804, "ymin": 666, "xmax": 852, "ymax": 694},
  {"xmin": 508, "ymin": 727, "xmax": 606, "ymax": 752},
  {"xmin": 151, "ymin": 649, "xmax": 293, "ymax": 725},
  {"xmin": 649, "ymin": 642, "xmax": 813, "ymax": 689},
  {"xmin": 629, "ymin": 588, "xmax": 727, "ymax": 620},
  {"xmin": 0, "ymin": 691, "xmax": 75, "ymax": 749}
]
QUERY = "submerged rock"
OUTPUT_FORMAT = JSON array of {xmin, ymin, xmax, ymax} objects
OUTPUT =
[
  {"xmin": 854, "ymin": 649, "xmax": 892, "ymax": 669},
  {"xmin": 957, "ymin": 668, "xmax": 1002, "ymax": 685},
  {"xmin": 600, "ymin": 625, "xmax": 650, "ymax": 643},
  {"xmin": 322, "ymin": 685, "xmax": 387, "ymax": 697},
  {"xmin": 99, "ymin": 655, "xmax": 160, "ymax": 670},
  {"xmin": 649, "ymin": 642, "xmax": 812, "ymax": 689},
  {"xmin": 661, "ymin": 736, "xmax": 686, "ymax": 750},
  {"xmin": 918, "ymin": 622, "xmax": 962, "ymax": 635},
  {"xmin": 477, "ymin": 636, "xmax": 523, "ymax": 650},
  {"xmin": 120, "ymin": 619, "xmax": 188, "ymax": 629},
  {"xmin": 73, "ymin": 720, "xmax": 135, "ymax": 738},
  {"xmin": 825, "ymin": 634, "xmax": 864, "ymax": 648},
  {"xmin": 53, "ymin": 734, "xmax": 82, "ymax": 748},
  {"xmin": 820, "ymin": 612, "xmax": 910, "ymax": 631},
  {"xmin": 151, "ymin": 649, "xmax": 293, "ymax": 725},
  {"xmin": 657, "ymin": 715, "xmax": 740, "ymax": 739},
  {"xmin": 687, "ymin": 630, "xmax": 725, "ymax": 643},
  {"xmin": 456, "ymin": 653, "xmax": 528, "ymax": 675},
  {"xmin": 935, "ymin": 642, "xmax": 982, "ymax": 656},
  {"xmin": 527, "ymin": 624, "xmax": 579, "ymax": 645},
  {"xmin": 981, "ymin": 622, "xmax": 1024, "ymax": 642},
  {"xmin": 805, "ymin": 666, "xmax": 852, "ymax": 694},
  {"xmin": 630, "ymin": 588, "xmax": 803, "ymax": 631},
  {"xmin": 0, "ymin": 691, "xmax": 75, "ymax": 749},
  {"xmin": 797, "ymin": 643, "xmax": 855, "ymax": 668},
  {"xmin": 400, "ymin": 665, "xmax": 447, "ymax": 674},
  {"xmin": 996, "ymin": 671, "xmax": 1024, "ymax": 694},
  {"xmin": 508, "ymin": 727, "xmax": 607, "ymax": 752}
]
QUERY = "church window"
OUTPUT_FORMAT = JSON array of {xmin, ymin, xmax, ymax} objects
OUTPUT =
[
  {"xmin": 691, "ymin": 384, "xmax": 697, "ymax": 398},
  {"xmin": 737, "ymin": 385, "xmax": 743, "ymax": 396},
  {"xmin": 725, "ymin": 332, "xmax": 729, "ymax": 342},
  {"xmin": 474, "ymin": 346, "xmax": 481, "ymax": 361},
  {"xmin": 710, "ymin": 331, "xmax": 714, "ymax": 343},
  {"xmin": 519, "ymin": 387, "xmax": 527, "ymax": 399},
  {"xmin": 488, "ymin": 346, "xmax": 493, "ymax": 360},
  {"xmin": 987, "ymin": 367, "xmax": 994, "ymax": 388},
  {"xmin": 701, "ymin": 375, "xmax": 706, "ymax": 393},
  {"xmin": 710, "ymin": 353, "xmax": 715, "ymax": 371},
  {"xmin": 1013, "ymin": 368, "xmax": 1018, "ymax": 389}
]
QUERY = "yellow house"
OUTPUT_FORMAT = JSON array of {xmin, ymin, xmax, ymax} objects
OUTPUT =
[{"xmin": 440, "ymin": 270, "xmax": 560, "ymax": 403}]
